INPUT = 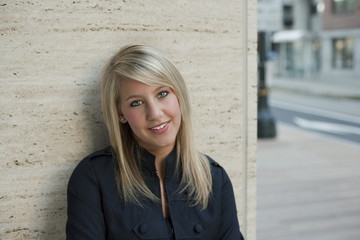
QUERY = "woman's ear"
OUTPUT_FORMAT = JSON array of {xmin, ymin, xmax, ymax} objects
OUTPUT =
[{"xmin": 119, "ymin": 113, "xmax": 127, "ymax": 123}]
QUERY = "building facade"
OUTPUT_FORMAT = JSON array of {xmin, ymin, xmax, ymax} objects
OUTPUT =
[
  {"xmin": 321, "ymin": 0, "xmax": 360, "ymax": 79},
  {"xmin": 272, "ymin": 0, "xmax": 360, "ymax": 81}
]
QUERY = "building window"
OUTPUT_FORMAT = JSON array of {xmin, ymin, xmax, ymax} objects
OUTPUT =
[
  {"xmin": 332, "ymin": 0, "xmax": 356, "ymax": 14},
  {"xmin": 283, "ymin": 4, "xmax": 293, "ymax": 29},
  {"xmin": 332, "ymin": 37, "xmax": 354, "ymax": 69}
]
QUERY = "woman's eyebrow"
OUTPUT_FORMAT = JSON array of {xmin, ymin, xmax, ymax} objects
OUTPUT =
[
  {"xmin": 154, "ymin": 85, "xmax": 167, "ymax": 92},
  {"xmin": 125, "ymin": 86, "xmax": 167, "ymax": 102},
  {"xmin": 125, "ymin": 94, "xmax": 142, "ymax": 102}
]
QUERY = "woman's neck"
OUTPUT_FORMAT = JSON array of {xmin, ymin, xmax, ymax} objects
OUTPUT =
[{"xmin": 155, "ymin": 156, "xmax": 167, "ymax": 179}]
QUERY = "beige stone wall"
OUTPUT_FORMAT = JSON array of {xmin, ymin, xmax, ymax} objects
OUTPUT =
[{"xmin": 0, "ymin": 1, "xmax": 257, "ymax": 239}]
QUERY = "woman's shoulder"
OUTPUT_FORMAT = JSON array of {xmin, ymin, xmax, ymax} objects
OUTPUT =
[
  {"xmin": 204, "ymin": 154, "xmax": 223, "ymax": 169},
  {"xmin": 204, "ymin": 154, "xmax": 232, "ymax": 184},
  {"xmin": 77, "ymin": 146, "xmax": 114, "ymax": 167},
  {"xmin": 84, "ymin": 146, "xmax": 114, "ymax": 161},
  {"xmin": 67, "ymin": 147, "xmax": 119, "ymax": 214},
  {"xmin": 69, "ymin": 146, "xmax": 115, "ymax": 185}
]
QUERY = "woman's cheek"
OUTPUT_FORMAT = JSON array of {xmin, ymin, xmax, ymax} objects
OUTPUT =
[
  {"xmin": 125, "ymin": 111, "xmax": 142, "ymax": 127},
  {"xmin": 170, "ymin": 96, "xmax": 181, "ymax": 114}
]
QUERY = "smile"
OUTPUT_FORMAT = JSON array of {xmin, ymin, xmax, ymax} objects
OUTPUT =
[
  {"xmin": 149, "ymin": 121, "xmax": 170, "ymax": 134},
  {"xmin": 151, "ymin": 123, "xmax": 167, "ymax": 130}
]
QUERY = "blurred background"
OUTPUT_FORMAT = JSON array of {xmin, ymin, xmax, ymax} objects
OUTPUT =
[{"xmin": 256, "ymin": 0, "xmax": 360, "ymax": 239}]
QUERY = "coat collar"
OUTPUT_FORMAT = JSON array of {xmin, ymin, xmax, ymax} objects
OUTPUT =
[{"xmin": 136, "ymin": 145, "xmax": 180, "ymax": 181}]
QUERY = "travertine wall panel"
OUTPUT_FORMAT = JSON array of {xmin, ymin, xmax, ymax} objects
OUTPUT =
[
  {"xmin": 0, "ymin": 1, "xmax": 257, "ymax": 239},
  {"xmin": 241, "ymin": 2, "xmax": 258, "ymax": 240}
]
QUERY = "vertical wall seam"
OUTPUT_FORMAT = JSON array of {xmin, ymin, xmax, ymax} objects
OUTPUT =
[{"xmin": 241, "ymin": 0, "xmax": 249, "ymax": 238}]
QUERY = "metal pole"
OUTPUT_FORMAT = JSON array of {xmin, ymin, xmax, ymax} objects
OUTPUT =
[{"xmin": 258, "ymin": 31, "xmax": 276, "ymax": 138}]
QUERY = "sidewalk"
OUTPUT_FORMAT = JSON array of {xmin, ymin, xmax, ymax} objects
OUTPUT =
[
  {"xmin": 267, "ymin": 76, "xmax": 360, "ymax": 99},
  {"xmin": 257, "ymin": 123, "xmax": 360, "ymax": 240}
]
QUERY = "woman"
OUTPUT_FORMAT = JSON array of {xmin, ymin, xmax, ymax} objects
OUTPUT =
[{"xmin": 66, "ymin": 45, "xmax": 244, "ymax": 240}]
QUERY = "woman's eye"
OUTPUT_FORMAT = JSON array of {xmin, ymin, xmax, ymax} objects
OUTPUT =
[
  {"xmin": 157, "ymin": 91, "xmax": 169, "ymax": 98},
  {"xmin": 130, "ymin": 100, "xmax": 143, "ymax": 107}
]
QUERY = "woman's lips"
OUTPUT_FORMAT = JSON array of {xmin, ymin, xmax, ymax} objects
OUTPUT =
[{"xmin": 149, "ymin": 121, "xmax": 170, "ymax": 134}]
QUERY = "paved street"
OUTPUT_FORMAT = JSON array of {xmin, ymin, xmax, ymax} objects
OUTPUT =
[
  {"xmin": 269, "ymin": 96, "xmax": 360, "ymax": 144},
  {"xmin": 257, "ymin": 87, "xmax": 360, "ymax": 240}
]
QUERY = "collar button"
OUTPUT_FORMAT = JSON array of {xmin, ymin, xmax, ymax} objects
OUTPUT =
[
  {"xmin": 139, "ymin": 223, "xmax": 148, "ymax": 234},
  {"xmin": 194, "ymin": 224, "xmax": 203, "ymax": 233}
]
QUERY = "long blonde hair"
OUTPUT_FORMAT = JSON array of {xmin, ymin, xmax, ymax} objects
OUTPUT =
[{"xmin": 101, "ymin": 45, "xmax": 212, "ymax": 209}]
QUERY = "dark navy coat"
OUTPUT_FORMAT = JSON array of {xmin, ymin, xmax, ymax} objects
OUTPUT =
[{"xmin": 66, "ymin": 147, "xmax": 244, "ymax": 240}]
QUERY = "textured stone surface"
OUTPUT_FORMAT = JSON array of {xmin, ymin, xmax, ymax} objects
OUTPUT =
[{"xmin": 0, "ymin": 1, "xmax": 257, "ymax": 239}]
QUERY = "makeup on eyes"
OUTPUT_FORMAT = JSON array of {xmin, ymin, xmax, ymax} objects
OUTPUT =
[{"xmin": 127, "ymin": 87, "xmax": 170, "ymax": 107}]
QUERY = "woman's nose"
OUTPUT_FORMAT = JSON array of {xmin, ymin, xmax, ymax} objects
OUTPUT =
[{"xmin": 146, "ymin": 101, "xmax": 163, "ymax": 120}]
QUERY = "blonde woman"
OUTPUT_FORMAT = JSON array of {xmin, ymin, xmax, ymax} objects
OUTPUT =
[{"xmin": 66, "ymin": 45, "xmax": 244, "ymax": 240}]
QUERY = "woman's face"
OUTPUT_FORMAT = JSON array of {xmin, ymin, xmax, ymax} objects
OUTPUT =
[{"xmin": 119, "ymin": 78, "xmax": 182, "ymax": 156}]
